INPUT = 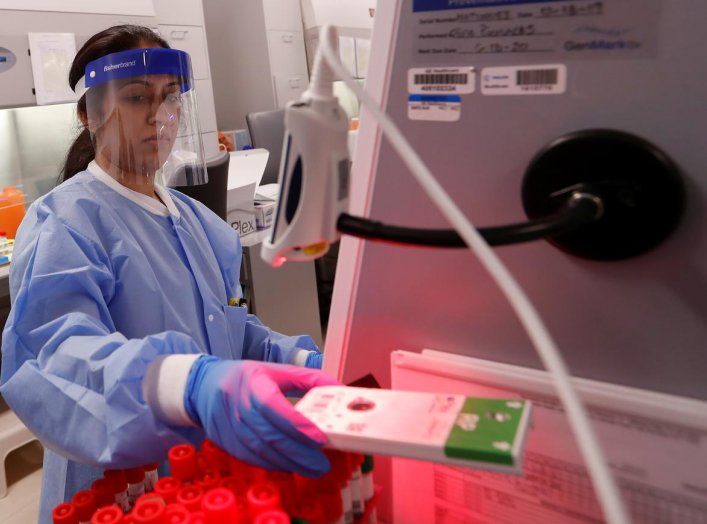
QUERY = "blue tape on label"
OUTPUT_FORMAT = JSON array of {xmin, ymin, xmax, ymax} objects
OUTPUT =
[
  {"xmin": 413, "ymin": 0, "xmax": 577, "ymax": 12},
  {"xmin": 409, "ymin": 94, "xmax": 462, "ymax": 103}
]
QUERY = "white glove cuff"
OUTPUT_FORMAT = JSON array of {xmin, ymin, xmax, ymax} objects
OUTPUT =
[
  {"xmin": 143, "ymin": 354, "xmax": 202, "ymax": 427},
  {"xmin": 293, "ymin": 349, "xmax": 314, "ymax": 367}
]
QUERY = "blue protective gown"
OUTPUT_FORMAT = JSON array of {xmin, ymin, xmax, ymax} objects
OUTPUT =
[{"xmin": 0, "ymin": 162, "xmax": 319, "ymax": 522}]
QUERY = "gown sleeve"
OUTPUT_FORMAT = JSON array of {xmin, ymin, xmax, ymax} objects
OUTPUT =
[{"xmin": 0, "ymin": 209, "xmax": 205, "ymax": 469}]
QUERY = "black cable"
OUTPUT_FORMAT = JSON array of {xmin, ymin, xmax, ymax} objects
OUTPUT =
[{"xmin": 336, "ymin": 192, "xmax": 603, "ymax": 248}]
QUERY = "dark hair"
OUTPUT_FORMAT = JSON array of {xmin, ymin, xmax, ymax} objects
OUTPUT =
[{"xmin": 60, "ymin": 25, "xmax": 170, "ymax": 183}]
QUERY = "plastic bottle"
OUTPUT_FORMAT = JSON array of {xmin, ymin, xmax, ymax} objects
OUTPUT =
[{"xmin": 0, "ymin": 186, "xmax": 26, "ymax": 239}]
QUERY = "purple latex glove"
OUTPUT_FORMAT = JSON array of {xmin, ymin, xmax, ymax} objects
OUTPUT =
[{"xmin": 185, "ymin": 356, "xmax": 340, "ymax": 476}]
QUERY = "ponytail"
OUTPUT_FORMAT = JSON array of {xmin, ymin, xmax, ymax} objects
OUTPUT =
[{"xmin": 60, "ymin": 127, "xmax": 95, "ymax": 183}]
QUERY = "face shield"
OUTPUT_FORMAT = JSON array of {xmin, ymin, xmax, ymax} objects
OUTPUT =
[{"xmin": 79, "ymin": 48, "xmax": 207, "ymax": 187}]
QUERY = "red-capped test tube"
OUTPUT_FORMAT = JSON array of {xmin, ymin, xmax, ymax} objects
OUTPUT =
[
  {"xmin": 168, "ymin": 445, "xmax": 199, "ymax": 483},
  {"xmin": 164, "ymin": 503, "xmax": 191, "ymax": 524},
  {"xmin": 143, "ymin": 464, "xmax": 160, "ymax": 492},
  {"xmin": 200, "ymin": 440, "xmax": 230, "ymax": 476},
  {"xmin": 91, "ymin": 478, "xmax": 117, "ymax": 510},
  {"xmin": 131, "ymin": 499, "xmax": 166, "ymax": 524},
  {"xmin": 52, "ymin": 502, "xmax": 78, "ymax": 524},
  {"xmin": 325, "ymin": 450, "xmax": 354, "ymax": 524},
  {"xmin": 154, "ymin": 477, "xmax": 182, "ymax": 504},
  {"xmin": 72, "ymin": 490, "xmax": 97, "ymax": 524},
  {"xmin": 126, "ymin": 467, "xmax": 146, "ymax": 506},
  {"xmin": 176, "ymin": 485, "xmax": 205, "ymax": 513},
  {"xmin": 246, "ymin": 481, "xmax": 281, "ymax": 518},
  {"xmin": 91, "ymin": 506, "xmax": 123, "ymax": 524},
  {"xmin": 253, "ymin": 510, "xmax": 290, "ymax": 524},
  {"xmin": 349, "ymin": 453, "xmax": 365, "ymax": 518},
  {"xmin": 104, "ymin": 470, "xmax": 129, "ymax": 512},
  {"xmin": 201, "ymin": 488, "xmax": 240, "ymax": 524}
]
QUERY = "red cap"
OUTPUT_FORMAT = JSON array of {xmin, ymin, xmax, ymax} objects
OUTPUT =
[
  {"xmin": 131, "ymin": 499, "xmax": 166, "ymax": 524},
  {"xmin": 91, "ymin": 478, "xmax": 117, "ymax": 508},
  {"xmin": 91, "ymin": 506, "xmax": 124, "ymax": 524},
  {"xmin": 201, "ymin": 488, "xmax": 240, "ymax": 524},
  {"xmin": 200, "ymin": 440, "xmax": 229, "ymax": 475},
  {"xmin": 195, "ymin": 470, "xmax": 220, "ymax": 491},
  {"xmin": 175, "ymin": 485, "xmax": 204, "ymax": 513},
  {"xmin": 219, "ymin": 476, "xmax": 248, "ymax": 498},
  {"xmin": 168, "ymin": 445, "xmax": 199, "ymax": 483},
  {"xmin": 291, "ymin": 499, "xmax": 325, "ymax": 524},
  {"xmin": 52, "ymin": 502, "xmax": 78, "ymax": 524},
  {"xmin": 246, "ymin": 481, "xmax": 281, "ymax": 516},
  {"xmin": 187, "ymin": 513, "xmax": 205, "ymax": 524},
  {"xmin": 72, "ymin": 490, "xmax": 97, "ymax": 523},
  {"xmin": 265, "ymin": 472, "xmax": 295, "ymax": 513},
  {"xmin": 324, "ymin": 450, "xmax": 351, "ymax": 486},
  {"xmin": 163, "ymin": 504, "xmax": 190, "ymax": 524},
  {"xmin": 126, "ymin": 467, "xmax": 146, "ymax": 484},
  {"xmin": 135, "ymin": 493, "xmax": 165, "ymax": 507},
  {"xmin": 252, "ymin": 510, "xmax": 290, "ymax": 524},
  {"xmin": 350, "ymin": 453, "xmax": 365, "ymax": 469},
  {"xmin": 317, "ymin": 483, "xmax": 344, "ymax": 523},
  {"xmin": 143, "ymin": 463, "xmax": 160, "ymax": 472},
  {"xmin": 227, "ymin": 456, "xmax": 265, "ymax": 482},
  {"xmin": 104, "ymin": 470, "xmax": 127, "ymax": 491},
  {"xmin": 154, "ymin": 477, "xmax": 182, "ymax": 504}
]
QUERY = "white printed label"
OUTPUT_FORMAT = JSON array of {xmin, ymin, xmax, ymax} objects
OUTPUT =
[
  {"xmin": 408, "ymin": 67, "xmax": 476, "ymax": 94},
  {"xmin": 481, "ymin": 64, "xmax": 567, "ymax": 95},
  {"xmin": 408, "ymin": 94, "xmax": 461, "ymax": 121}
]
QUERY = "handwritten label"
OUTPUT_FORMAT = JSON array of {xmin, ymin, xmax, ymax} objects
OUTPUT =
[{"xmin": 412, "ymin": 0, "xmax": 660, "ymax": 62}]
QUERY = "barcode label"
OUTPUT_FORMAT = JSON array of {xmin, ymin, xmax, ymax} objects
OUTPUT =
[
  {"xmin": 516, "ymin": 68, "xmax": 559, "ymax": 86},
  {"xmin": 482, "ymin": 64, "xmax": 566, "ymax": 96},
  {"xmin": 409, "ymin": 67, "xmax": 476, "ymax": 95},
  {"xmin": 414, "ymin": 73, "xmax": 468, "ymax": 85}
]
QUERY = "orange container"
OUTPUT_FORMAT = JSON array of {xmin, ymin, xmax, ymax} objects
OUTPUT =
[{"xmin": 0, "ymin": 186, "xmax": 26, "ymax": 239}]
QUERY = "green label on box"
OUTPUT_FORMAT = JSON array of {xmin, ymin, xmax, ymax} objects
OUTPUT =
[{"xmin": 444, "ymin": 398, "xmax": 528, "ymax": 465}]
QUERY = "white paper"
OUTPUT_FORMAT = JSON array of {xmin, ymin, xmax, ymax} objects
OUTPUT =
[
  {"xmin": 28, "ymin": 33, "xmax": 78, "ymax": 105},
  {"xmin": 227, "ymin": 149, "xmax": 269, "ymax": 191},
  {"xmin": 391, "ymin": 350, "xmax": 707, "ymax": 524}
]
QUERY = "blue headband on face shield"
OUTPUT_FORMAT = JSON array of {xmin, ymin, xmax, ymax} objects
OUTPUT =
[{"xmin": 81, "ymin": 48, "xmax": 193, "ymax": 94}]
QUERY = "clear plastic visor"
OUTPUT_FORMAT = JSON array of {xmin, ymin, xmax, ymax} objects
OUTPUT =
[{"xmin": 83, "ymin": 48, "xmax": 206, "ymax": 187}]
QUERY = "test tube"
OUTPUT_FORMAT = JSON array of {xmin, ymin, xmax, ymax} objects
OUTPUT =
[
  {"xmin": 349, "ymin": 453, "xmax": 365, "ymax": 519},
  {"xmin": 91, "ymin": 506, "xmax": 123, "ymax": 524},
  {"xmin": 169, "ymin": 445, "xmax": 199, "ymax": 483},
  {"xmin": 201, "ymin": 488, "xmax": 240, "ymax": 524},
  {"xmin": 91, "ymin": 478, "xmax": 117, "ymax": 510},
  {"xmin": 164, "ymin": 503, "xmax": 191, "ymax": 524},
  {"xmin": 154, "ymin": 477, "xmax": 182, "ymax": 504},
  {"xmin": 361, "ymin": 455, "xmax": 377, "ymax": 524},
  {"xmin": 252, "ymin": 510, "xmax": 290, "ymax": 524},
  {"xmin": 246, "ymin": 481, "xmax": 282, "ymax": 518},
  {"xmin": 126, "ymin": 467, "xmax": 147, "ymax": 506},
  {"xmin": 130, "ymin": 499, "xmax": 166, "ymax": 524},
  {"xmin": 176, "ymin": 485, "xmax": 205, "ymax": 513},
  {"xmin": 195, "ymin": 469, "xmax": 221, "ymax": 491},
  {"xmin": 325, "ymin": 450, "xmax": 354, "ymax": 524},
  {"xmin": 104, "ymin": 470, "xmax": 130, "ymax": 512},
  {"xmin": 200, "ymin": 439, "xmax": 230, "ymax": 476},
  {"xmin": 72, "ymin": 490, "xmax": 97, "ymax": 524},
  {"xmin": 143, "ymin": 464, "xmax": 160, "ymax": 492},
  {"xmin": 52, "ymin": 502, "xmax": 78, "ymax": 524}
]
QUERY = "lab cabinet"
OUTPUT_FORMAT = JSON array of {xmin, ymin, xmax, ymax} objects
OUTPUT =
[{"xmin": 158, "ymin": 25, "xmax": 211, "ymax": 80}]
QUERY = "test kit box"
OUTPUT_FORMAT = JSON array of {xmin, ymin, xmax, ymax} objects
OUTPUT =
[
  {"xmin": 296, "ymin": 386, "xmax": 532, "ymax": 474},
  {"xmin": 254, "ymin": 200, "xmax": 276, "ymax": 230}
]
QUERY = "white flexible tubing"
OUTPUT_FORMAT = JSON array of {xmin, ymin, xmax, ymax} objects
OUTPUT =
[{"xmin": 319, "ymin": 27, "xmax": 630, "ymax": 524}]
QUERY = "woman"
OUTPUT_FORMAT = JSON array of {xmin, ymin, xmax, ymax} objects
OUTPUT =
[{"xmin": 0, "ymin": 25, "xmax": 336, "ymax": 522}]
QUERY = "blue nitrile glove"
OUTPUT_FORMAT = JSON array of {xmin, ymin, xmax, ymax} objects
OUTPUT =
[
  {"xmin": 305, "ymin": 351, "xmax": 323, "ymax": 369},
  {"xmin": 185, "ymin": 356, "xmax": 339, "ymax": 476}
]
